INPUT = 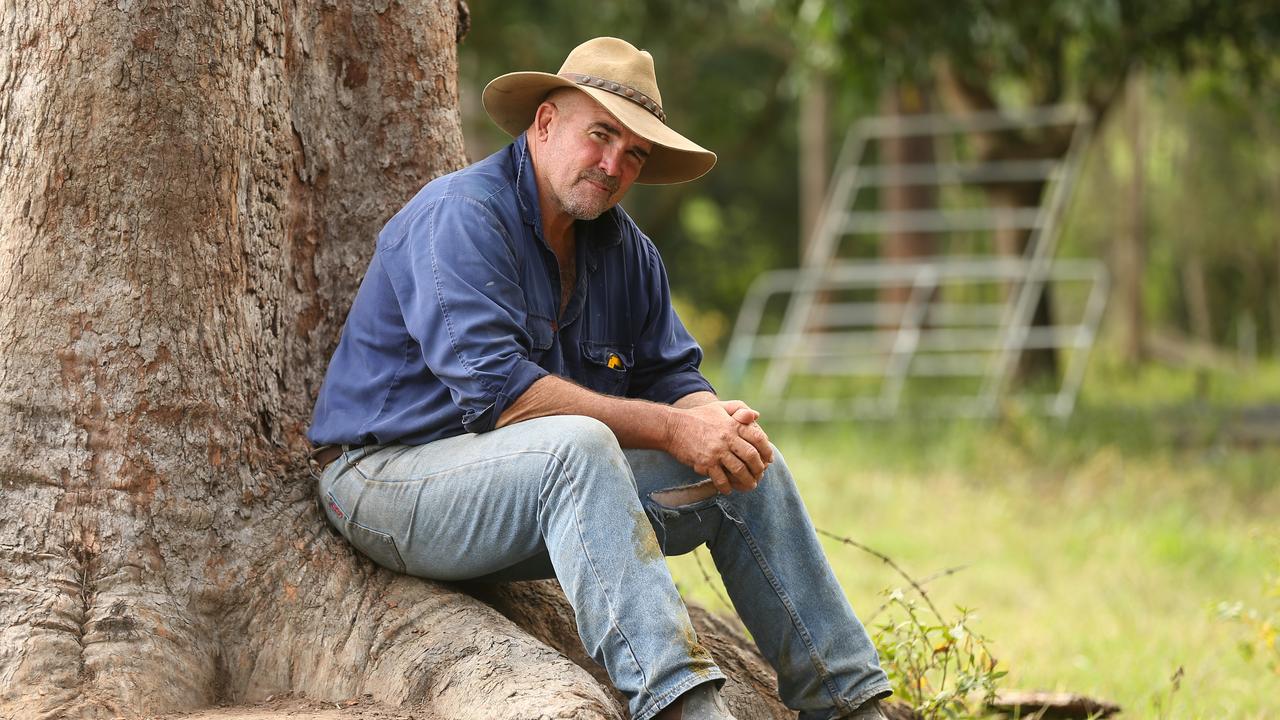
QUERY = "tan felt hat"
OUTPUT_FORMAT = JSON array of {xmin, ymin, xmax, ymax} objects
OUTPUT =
[{"xmin": 482, "ymin": 37, "xmax": 717, "ymax": 185}]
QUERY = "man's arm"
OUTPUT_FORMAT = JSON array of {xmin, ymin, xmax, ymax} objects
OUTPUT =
[
  {"xmin": 498, "ymin": 376, "xmax": 769, "ymax": 494},
  {"xmin": 672, "ymin": 391, "xmax": 718, "ymax": 409}
]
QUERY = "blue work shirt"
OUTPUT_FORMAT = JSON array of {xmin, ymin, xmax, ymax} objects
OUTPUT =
[{"xmin": 308, "ymin": 134, "xmax": 714, "ymax": 446}]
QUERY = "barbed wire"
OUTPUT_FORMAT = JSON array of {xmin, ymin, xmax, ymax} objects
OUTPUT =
[
  {"xmin": 814, "ymin": 526, "xmax": 952, "ymax": 621},
  {"xmin": 688, "ymin": 524, "xmax": 969, "ymax": 626}
]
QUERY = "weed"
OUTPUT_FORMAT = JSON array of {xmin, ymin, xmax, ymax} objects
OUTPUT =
[
  {"xmin": 874, "ymin": 592, "xmax": 1003, "ymax": 718},
  {"xmin": 1149, "ymin": 666, "xmax": 1184, "ymax": 720},
  {"xmin": 818, "ymin": 530, "xmax": 1003, "ymax": 719},
  {"xmin": 1216, "ymin": 532, "xmax": 1280, "ymax": 676}
]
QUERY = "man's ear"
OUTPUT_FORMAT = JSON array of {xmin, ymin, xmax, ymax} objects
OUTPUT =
[{"xmin": 533, "ymin": 100, "xmax": 557, "ymax": 142}]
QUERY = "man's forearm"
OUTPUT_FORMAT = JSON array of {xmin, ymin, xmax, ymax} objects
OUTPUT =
[
  {"xmin": 496, "ymin": 375, "xmax": 773, "ymax": 494},
  {"xmin": 496, "ymin": 375, "xmax": 678, "ymax": 450},
  {"xmin": 673, "ymin": 390, "xmax": 718, "ymax": 409}
]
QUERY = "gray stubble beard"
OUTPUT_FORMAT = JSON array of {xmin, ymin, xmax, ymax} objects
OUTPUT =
[{"xmin": 559, "ymin": 173, "xmax": 620, "ymax": 220}]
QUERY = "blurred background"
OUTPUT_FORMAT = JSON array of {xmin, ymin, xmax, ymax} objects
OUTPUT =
[{"xmin": 458, "ymin": 2, "xmax": 1279, "ymax": 717}]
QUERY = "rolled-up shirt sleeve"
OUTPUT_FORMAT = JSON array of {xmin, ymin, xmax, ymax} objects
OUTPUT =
[
  {"xmin": 380, "ymin": 196, "xmax": 549, "ymax": 433},
  {"xmin": 628, "ymin": 238, "xmax": 716, "ymax": 404}
]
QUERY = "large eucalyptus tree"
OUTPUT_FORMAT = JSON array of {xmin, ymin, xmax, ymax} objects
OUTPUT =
[{"xmin": 0, "ymin": 2, "xmax": 785, "ymax": 717}]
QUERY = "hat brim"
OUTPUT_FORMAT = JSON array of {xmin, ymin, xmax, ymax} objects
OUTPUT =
[{"xmin": 482, "ymin": 71, "xmax": 717, "ymax": 185}]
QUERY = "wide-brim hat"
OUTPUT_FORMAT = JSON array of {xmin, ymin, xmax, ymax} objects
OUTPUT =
[{"xmin": 482, "ymin": 37, "xmax": 717, "ymax": 185}]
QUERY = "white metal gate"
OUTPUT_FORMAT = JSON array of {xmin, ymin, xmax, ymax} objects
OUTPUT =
[{"xmin": 723, "ymin": 106, "xmax": 1107, "ymax": 420}]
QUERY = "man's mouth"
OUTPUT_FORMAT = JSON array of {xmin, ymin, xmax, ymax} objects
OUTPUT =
[{"xmin": 580, "ymin": 172, "xmax": 619, "ymax": 195}]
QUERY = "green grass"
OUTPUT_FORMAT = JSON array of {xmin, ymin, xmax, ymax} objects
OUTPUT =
[{"xmin": 666, "ymin": 359, "xmax": 1280, "ymax": 718}]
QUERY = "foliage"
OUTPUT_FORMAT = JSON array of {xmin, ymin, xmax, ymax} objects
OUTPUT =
[
  {"xmin": 460, "ymin": 2, "xmax": 1280, "ymax": 360},
  {"xmin": 814, "ymin": 527, "xmax": 1004, "ymax": 718},
  {"xmin": 1216, "ymin": 533, "xmax": 1280, "ymax": 676},
  {"xmin": 774, "ymin": 0, "xmax": 1280, "ymax": 115},
  {"xmin": 1058, "ymin": 66, "xmax": 1280, "ymax": 354},
  {"xmin": 873, "ymin": 592, "xmax": 1003, "ymax": 718}
]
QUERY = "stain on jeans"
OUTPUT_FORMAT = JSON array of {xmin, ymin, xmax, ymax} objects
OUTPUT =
[
  {"xmin": 680, "ymin": 622, "xmax": 715, "ymax": 678},
  {"xmin": 631, "ymin": 507, "xmax": 663, "ymax": 562}
]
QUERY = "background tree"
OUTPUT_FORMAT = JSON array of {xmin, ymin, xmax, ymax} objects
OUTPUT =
[
  {"xmin": 460, "ymin": 1, "xmax": 1280, "ymax": 377},
  {"xmin": 777, "ymin": 0, "xmax": 1280, "ymax": 379},
  {"xmin": 0, "ymin": 1, "xmax": 787, "ymax": 717}
]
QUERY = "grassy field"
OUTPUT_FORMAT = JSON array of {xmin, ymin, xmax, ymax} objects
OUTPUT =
[{"xmin": 667, "ymin": 360, "xmax": 1280, "ymax": 718}]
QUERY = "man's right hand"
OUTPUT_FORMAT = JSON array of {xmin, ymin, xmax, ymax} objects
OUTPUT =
[{"xmin": 666, "ymin": 401, "xmax": 773, "ymax": 495}]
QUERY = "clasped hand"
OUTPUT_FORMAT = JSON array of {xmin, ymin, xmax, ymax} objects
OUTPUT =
[{"xmin": 668, "ymin": 400, "xmax": 773, "ymax": 495}]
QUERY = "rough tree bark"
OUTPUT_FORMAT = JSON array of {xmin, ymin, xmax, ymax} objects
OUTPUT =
[{"xmin": 0, "ymin": 2, "xmax": 786, "ymax": 718}]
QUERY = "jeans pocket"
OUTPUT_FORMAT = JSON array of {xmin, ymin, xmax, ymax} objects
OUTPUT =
[{"xmin": 345, "ymin": 519, "xmax": 407, "ymax": 573}]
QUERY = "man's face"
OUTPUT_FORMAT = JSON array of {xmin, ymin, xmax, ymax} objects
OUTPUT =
[{"xmin": 535, "ymin": 91, "xmax": 652, "ymax": 221}]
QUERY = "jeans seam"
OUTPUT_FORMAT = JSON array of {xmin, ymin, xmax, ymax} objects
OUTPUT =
[
  {"xmin": 550, "ymin": 449, "xmax": 651, "ymax": 693},
  {"xmin": 724, "ymin": 500, "xmax": 849, "ymax": 711},
  {"xmin": 845, "ymin": 683, "xmax": 893, "ymax": 713}
]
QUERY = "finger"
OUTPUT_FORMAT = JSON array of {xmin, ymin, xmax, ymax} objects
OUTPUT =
[
  {"xmin": 707, "ymin": 464, "xmax": 733, "ymax": 495},
  {"xmin": 719, "ymin": 456, "xmax": 756, "ymax": 493},
  {"xmin": 720, "ymin": 400, "xmax": 760, "ymax": 424},
  {"xmin": 728, "ymin": 435, "xmax": 766, "ymax": 480},
  {"xmin": 737, "ymin": 422, "xmax": 773, "ymax": 464},
  {"xmin": 727, "ymin": 468, "xmax": 758, "ymax": 493}
]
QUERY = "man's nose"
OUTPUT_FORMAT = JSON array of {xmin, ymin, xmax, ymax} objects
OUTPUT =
[{"xmin": 598, "ymin": 147, "xmax": 623, "ymax": 177}]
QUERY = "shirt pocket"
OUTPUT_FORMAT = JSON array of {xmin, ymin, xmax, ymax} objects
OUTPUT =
[
  {"xmin": 526, "ymin": 313, "xmax": 555, "ymax": 362},
  {"xmin": 580, "ymin": 341, "xmax": 634, "ymax": 396}
]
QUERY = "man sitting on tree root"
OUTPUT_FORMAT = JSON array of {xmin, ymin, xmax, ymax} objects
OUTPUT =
[{"xmin": 308, "ymin": 36, "xmax": 891, "ymax": 720}]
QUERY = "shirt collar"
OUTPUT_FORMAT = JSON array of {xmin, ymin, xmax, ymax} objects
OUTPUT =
[{"xmin": 513, "ymin": 133, "xmax": 543, "ymax": 235}]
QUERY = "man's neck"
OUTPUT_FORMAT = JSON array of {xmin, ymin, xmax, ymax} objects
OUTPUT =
[
  {"xmin": 540, "ymin": 204, "xmax": 575, "ymax": 259},
  {"xmin": 537, "ymin": 183, "xmax": 575, "ymax": 272},
  {"xmin": 526, "ymin": 134, "xmax": 576, "ymax": 251}
]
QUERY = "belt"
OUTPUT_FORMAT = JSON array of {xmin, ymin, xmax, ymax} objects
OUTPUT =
[{"xmin": 311, "ymin": 444, "xmax": 359, "ymax": 470}]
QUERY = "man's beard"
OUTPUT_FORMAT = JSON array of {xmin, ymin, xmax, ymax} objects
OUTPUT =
[{"xmin": 560, "ymin": 169, "xmax": 620, "ymax": 220}]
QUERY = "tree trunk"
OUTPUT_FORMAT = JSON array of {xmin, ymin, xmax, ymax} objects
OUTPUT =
[
  {"xmin": 986, "ymin": 181, "xmax": 1059, "ymax": 383},
  {"xmin": 798, "ymin": 71, "xmax": 829, "ymax": 260},
  {"xmin": 1250, "ymin": 104, "xmax": 1280, "ymax": 357},
  {"xmin": 935, "ymin": 63, "xmax": 1065, "ymax": 385},
  {"xmin": 0, "ymin": 2, "xmax": 785, "ymax": 718},
  {"xmin": 879, "ymin": 83, "xmax": 938, "ymax": 314},
  {"xmin": 1182, "ymin": 252, "xmax": 1214, "ymax": 345},
  {"xmin": 1114, "ymin": 72, "xmax": 1147, "ymax": 365}
]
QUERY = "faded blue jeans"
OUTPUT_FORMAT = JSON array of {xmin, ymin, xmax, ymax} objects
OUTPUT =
[{"xmin": 317, "ymin": 416, "xmax": 890, "ymax": 719}]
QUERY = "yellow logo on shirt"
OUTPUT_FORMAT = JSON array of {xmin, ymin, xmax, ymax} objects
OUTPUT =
[{"xmin": 607, "ymin": 353, "xmax": 624, "ymax": 370}]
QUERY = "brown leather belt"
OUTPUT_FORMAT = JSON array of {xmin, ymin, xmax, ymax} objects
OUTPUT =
[{"xmin": 311, "ymin": 444, "xmax": 355, "ymax": 470}]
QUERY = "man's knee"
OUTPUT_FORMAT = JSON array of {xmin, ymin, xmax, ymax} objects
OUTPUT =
[
  {"xmin": 542, "ymin": 414, "xmax": 620, "ymax": 455},
  {"xmin": 756, "ymin": 445, "xmax": 803, "ymax": 499},
  {"xmin": 762, "ymin": 444, "xmax": 789, "ymax": 479},
  {"xmin": 530, "ymin": 416, "xmax": 638, "ymax": 501}
]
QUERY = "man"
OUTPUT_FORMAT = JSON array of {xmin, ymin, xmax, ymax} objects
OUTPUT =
[{"xmin": 308, "ymin": 37, "xmax": 891, "ymax": 720}]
